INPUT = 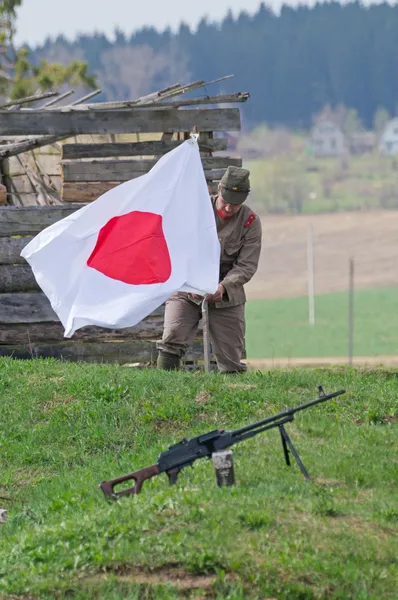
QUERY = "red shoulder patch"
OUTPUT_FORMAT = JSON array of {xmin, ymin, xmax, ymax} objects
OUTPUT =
[{"xmin": 244, "ymin": 213, "xmax": 256, "ymax": 228}]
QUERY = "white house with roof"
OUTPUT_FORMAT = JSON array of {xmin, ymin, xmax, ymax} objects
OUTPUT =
[
  {"xmin": 310, "ymin": 121, "xmax": 346, "ymax": 157},
  {"xmin": 379, "ymin": 118, "xmax": 398, "ymax": 155}
]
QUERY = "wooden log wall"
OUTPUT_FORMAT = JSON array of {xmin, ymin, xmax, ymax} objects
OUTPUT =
[
  {"xmin": 0, "ymin": 105, "xmax": 245, "ymax": 365},
  {"xmin": 0, "ymin": 206, "xmax": 209, "ymax": 364}
]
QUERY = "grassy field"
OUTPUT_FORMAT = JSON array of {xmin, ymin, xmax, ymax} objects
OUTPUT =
[
  {"xmin": 245, "ymin": 152, "xmax": 398, "ymax": 214},
  {"xmin": 246, "ymin": 287, "xmax": 398, "ymax": 359},
  {"xmin": 0, "ymin": 358, "xmax": 397, "ymax": 598}
]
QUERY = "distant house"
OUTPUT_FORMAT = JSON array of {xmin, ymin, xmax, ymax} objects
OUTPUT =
[
  {"xmin": 379, "ymin": 118, "xmax": 398, "ymax": 155},
  {"xmin": 310, "ymin": 121, "xmax": 346, "ymax": 157},
  {"xmin": 348, "ymin": 132, "xmax": 376, "ymax": 155}
]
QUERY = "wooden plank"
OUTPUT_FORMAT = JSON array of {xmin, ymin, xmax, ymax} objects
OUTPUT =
[
  {"xmin": 62, "ymin": 92, "xmax": 249, "ymax": 111},
  {"xmin": 3, "ymin": 153, "xmax": 60, "ymax": 177},
  {"xmin": 0, "ymin": 339, "xmax": 205, "ymax": 364},
  {"xmin": 62, "ymin": 138, "xmax": 229, "ymax": 159},
  {"xmin": 0, "ymin": 292, "xmax": 58, "ymax": 323},
  {"xmin": 0, "ymin": 313, "xmax": 165, "ymax": 344},
  {"xmin": 62, "ymin": 181, "xmax": 119, "ymax": 202},
  {"xmin": 0, "ymin": 91, "xmax": 59, "ymax": 109},
  {"xmin": 62, "ymin": 157, "xmax": 241, "ymax": 182},
  {"xmin": 0, "ymin": 265, "xmax": 38, "ymax": 292},
  {"xmin": 0, "ymin": 205, "xmax": 83, "ymax": 236},
  {"xmin": 0, "ymin": 340, "xmax": 157, "ymax": 363},
  {"xmin": 0, "ymin": 292, "xmax": 165, "ymax": 325},
  {"xmin": 0, "ymin": 134, "xmax": 68, "ymax": 159},
  {"xmin": 0, "ymin": 236, "xmax": 33, "ymax": 264},
  {"xmin": 3, "ymin": 173, "xmax": 36, "ymax": 195},
  {"xmin": 0, "ymin": 108, "xmax": 241, "ymax": 136},
  {"xmin": 61, "ymin": 170, "xmax": 227, "ymax": 202}
]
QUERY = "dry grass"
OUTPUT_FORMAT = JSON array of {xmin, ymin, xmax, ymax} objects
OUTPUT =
[{"xmin": 247, "ymin": 210, "xmax": 398, "ymax": 300}]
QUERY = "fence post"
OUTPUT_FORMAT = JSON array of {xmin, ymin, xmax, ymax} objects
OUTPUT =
[
  {"xmin": 348, "ymin": 257, "xmax": 355, "ymax": 366},
  {"xmin": 307, "ymin": 222, "xmax": 315, "ymax": 325}
]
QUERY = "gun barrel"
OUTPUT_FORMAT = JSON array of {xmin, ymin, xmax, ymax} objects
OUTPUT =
[{"xmin": 231, "ymin": 389, "xmax": 346, "ymax": 438}]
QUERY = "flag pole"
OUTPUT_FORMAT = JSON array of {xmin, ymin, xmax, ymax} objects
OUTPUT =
[
  {"xmin": 191, "ymin": 123, "xmax": 211, "ymax": 373},
  {"xmin": 201, "ymin": 297, "xmax": 211, "ymax": 372}
]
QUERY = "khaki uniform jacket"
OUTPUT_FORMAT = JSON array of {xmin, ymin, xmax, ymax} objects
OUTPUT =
[{"xmin": 212, "ymin": 196, "xmax": 262, "ymax": 308}]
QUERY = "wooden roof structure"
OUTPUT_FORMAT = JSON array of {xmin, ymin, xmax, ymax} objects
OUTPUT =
[{"xmin": 0, "ymin": 75, "xmax": 248, "ymax": 206}]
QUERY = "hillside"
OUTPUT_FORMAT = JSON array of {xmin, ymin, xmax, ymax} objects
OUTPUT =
[{"xmin": 0, "ymin": 358, "xmax": 397, "ymax": 598}]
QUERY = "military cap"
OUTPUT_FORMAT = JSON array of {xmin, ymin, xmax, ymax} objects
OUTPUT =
[{"xmin": 220, "ymin": 166, "xmax": 251, "ymax": 205}]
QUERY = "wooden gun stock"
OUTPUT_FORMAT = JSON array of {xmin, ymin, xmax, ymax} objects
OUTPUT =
[{"xmin": 100, "ymin": 464, "xmax": 160, "ymax": 500}]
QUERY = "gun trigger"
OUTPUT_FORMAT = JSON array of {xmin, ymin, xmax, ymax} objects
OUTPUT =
[{"xmin": 167, "ymin": 468, "xmax": 180, "ymax": 485}]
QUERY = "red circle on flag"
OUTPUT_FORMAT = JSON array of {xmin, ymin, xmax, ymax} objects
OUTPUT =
[{"xmin": 87, "ymin": 211, "xmax": 172, "ymax": 285}]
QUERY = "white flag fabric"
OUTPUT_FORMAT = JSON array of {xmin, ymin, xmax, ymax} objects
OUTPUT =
[{"xmin": 21, "ymin": 135, "xmax": 220, "ymax": 338}]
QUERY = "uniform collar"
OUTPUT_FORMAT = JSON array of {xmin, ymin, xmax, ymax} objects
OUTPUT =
[{"xmin": 217, "ymin": 209, "xmax": 234, "ymax": 221}]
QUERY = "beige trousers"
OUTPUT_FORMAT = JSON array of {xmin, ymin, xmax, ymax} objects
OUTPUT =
[{"xmin": 156, "ymin": 294, "xmax": 247, "ymax": 373}]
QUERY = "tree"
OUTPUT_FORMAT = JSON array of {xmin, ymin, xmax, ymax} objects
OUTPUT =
[
  {"xmin": 373, "ymin": 107, "xmax": 390, "ymax": 136},
  {"xmin": 342, "ymin": 108, "xmax": 363, "ymax": 135},
  {"xmin": 0, "ymin": 0, "xmax": 96, "ymax": 101}
]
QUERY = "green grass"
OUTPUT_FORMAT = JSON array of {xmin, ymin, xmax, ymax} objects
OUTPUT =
[
  {"xmin": 246, "ymin": 286, "xmax": 398, "ymax": 359},
  {"xmin": 0, "ymin": 358, "xmax": 397, "ymax": 598}
]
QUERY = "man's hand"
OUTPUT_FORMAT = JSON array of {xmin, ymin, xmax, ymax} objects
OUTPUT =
[{"xmin": 207, "ymin": 283, "xmax": 225, "ymax": 303}]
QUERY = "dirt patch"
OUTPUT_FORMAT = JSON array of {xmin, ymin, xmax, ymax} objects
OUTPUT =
[
  {"xmin": 40, "ymin": 396, "xmax": 78, "ymax": 413},
  {"xmin": 86, "ymin": 565, "xmax": 220, "ymax": 592},
  {"xmin": 246, "ymin": 211, "xmax": 398, "ymax": 300},
  {"xmin": 152, "ymin": 418, "xmax": 180, "ymax": 434},
  {"xmin": 132, "ymin": 569, "xmax": 215, "ymax": 591},
  {"xmin": 246, "ymin": 356, "xmax": 398, "ymax": 369},
  {"xmin": 195, "ymin": 391, "xmax": 212, "ymax": 404}
]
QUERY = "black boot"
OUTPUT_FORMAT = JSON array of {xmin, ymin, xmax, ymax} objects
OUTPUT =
[{"xmin": 156, "ymin": 351, "xmax": 181, "ymax": 371}]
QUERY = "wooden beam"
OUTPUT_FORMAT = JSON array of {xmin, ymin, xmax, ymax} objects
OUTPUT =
[
  {"xmin": 0, "ymin": 205, "xmax": 83, "ymax": 236},
  {"xmin": 43, "ymin": 89, "xmax": 75, "ymax": 108},
  {"xmin": 0, "ymin": 311, "xmax": 165, "ymax": 343},
  {"xmin": 62, "ymin": 182, "xmax": 119, "ymax": 202},
  {"xmin": 0, "ymin": 292, "xmax": 165, "ymax": 325},
  {"xmin": 0, "ymin": 265, "xmax": 38, "ymax": 293},
  {"xmin": 0, "ymin": 236, "xmax": 33, "ymax": 264},
  {"xmin": 70, "ymin": 89, "xmax": 102, "ymax": 106},
  {"xmin": 62, "ymin": 157, "xmax": 241, "ymax": 182},
  {"xmin": 62, "ymin": 170, "xmax": 227, "ymax": 202},
  {"xmin": 0, "ymin": 340, "xmax": 158, "ymax": 363},
  {"xmin": 0, "ymin": 292, "xmax": 57, "ymax": 323},
  {"xmin": 0, "ymin": 339, "xmax": 205, "ymax": 364},
  {"xmin": 57, "ymin": 92, "xmax": 249, "ymax": 112},
  {"xmin": 0, "ymin": 91, "xmax": 59, "ymax": 109},
  {"xmin": 0, "ymin": 108, "xmax": 241, "ymax": 136},
  {"xmin": 62, "ymin": 138, "xmax": 229, "ymax": 159},
  {"xmin": 0, "ymin": 134, "xmax": 68, "ymax": 158}
]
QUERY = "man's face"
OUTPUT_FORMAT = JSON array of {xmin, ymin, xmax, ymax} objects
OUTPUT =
[{"xmin": 216, "ymin": 188, "xmax": 242, "ymax": 218}]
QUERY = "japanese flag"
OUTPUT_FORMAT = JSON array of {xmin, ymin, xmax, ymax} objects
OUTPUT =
[{"xmin": 21, "ymin": 135, "xmax": 220, "ymax": 338}]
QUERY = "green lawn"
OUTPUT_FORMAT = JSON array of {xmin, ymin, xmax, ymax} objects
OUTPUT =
[
  {"xmin": 246, "ymin": 287, "xmax": 398, "ymax": 359},
  {"xmin": 0, "ymin": 358, "xmax": 397, "ymax": 598}
]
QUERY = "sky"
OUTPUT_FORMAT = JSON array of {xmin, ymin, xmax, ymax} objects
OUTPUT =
[
  {"xmin": 14, "ymin": 0, "xmax": 388, "ymax": 47},
  {"xmin": 14, "ymin": 0, "xmax": 319, "ymax": 46}
]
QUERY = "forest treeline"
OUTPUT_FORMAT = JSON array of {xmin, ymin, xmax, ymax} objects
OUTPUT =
[{"xmin": 31, "ymin": 1, "xmax": 398, "ymax": 129}]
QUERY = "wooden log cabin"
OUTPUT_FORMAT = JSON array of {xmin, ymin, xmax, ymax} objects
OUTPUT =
[{"xmin": 0, "ymin": 79, "xmax": 248, "ymax": 366}]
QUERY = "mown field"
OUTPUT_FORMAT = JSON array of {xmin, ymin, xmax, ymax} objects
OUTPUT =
[
  {"xmin": 245, "ymin": 287, "xmax": 398, "ymax": 359},
  {"xmin": 0, "ymin": 358, "xmax": 397, "ymax": 599}
]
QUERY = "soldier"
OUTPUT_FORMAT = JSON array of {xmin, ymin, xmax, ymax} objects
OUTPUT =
[{"xmin": 156, "ymin": 166, "xmax": 262, "ymax": 373}]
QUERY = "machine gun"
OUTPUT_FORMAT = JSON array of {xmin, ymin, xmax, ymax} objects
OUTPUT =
[{"xmin": 100, "ymin": 386, "xmax": 346, "ymax": 500}]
